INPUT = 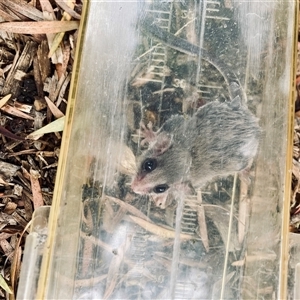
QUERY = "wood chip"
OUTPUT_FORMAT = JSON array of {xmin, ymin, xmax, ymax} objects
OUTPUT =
[
  {"xmin": 29, "ymin": 169, "xmax": 44, "ymax": 210},
  {"xmin": 3, "ymin": 202, "xmax": 17, "ymax": 215},
  {"xmin": 0, "ymin": 239, "xmax": 14, "ymax": 262},
  {"xmin": 1, "ymin": 40, "xmax": 38, "ymax": 97},
  {"xmin": 0, "ymin": 160, "xmax": 20, "ymax": 181},
  {"xmin": 36, "ymin": 40, "xmax": 51, "ymax": 84}
]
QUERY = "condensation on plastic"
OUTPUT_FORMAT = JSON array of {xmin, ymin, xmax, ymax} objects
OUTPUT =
[{"xmin": 18, "ymin": 1, "xmax": 297, "ymax": 299}]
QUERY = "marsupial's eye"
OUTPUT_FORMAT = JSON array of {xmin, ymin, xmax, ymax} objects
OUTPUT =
[
  {"xmin": 142, "ymin": 158, "xmax": 157, "ymax": 173},
  {"xmin": 153, "ymin": 184, "xmax": 169, "ymax": 194}
]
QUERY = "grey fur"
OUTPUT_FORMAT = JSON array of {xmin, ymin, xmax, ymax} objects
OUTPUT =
[{"xmin": 131, "ymin": 97, "xmax": 261, "ymax": 197}]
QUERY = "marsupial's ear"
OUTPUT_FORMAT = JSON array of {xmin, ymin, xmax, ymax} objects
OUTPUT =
[
  {"xmin": 230, "ymin": 95, "xmax": 242, "ymax": 109},
  {"xmin": 152, "ymin": 132, "xmax": 173, "ymax": 156},
  {"xmin": 229, "ymin": 81, "xmax": 246, "ymax": 104}
]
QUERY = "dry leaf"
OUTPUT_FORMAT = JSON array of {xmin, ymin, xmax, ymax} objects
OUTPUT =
[
  {"xmin": 0, "ymin": 94, "xmax": 11, "ymax": 108},
  {"xmin": 0, "ymin": 273, "xmax": 13, "ymax": 294},
  {"xmin": 196, "ymin": 192, "xmax": 209, "ymax": 252},
  {"xmin": 0, "ymin": 125, "xmax": 25, "ymax": 141},
  {"xmin": 56, "ymin": 74, "xmax": 71, "ymax": 106},
  {"xmin": 26, "ymin": 116, "xmax": 65, "ymax": 140},
  {"xmin": 0, "ymin": 21, "xmax": 79, "ymax": 34},
  {"xmin": 14, "ymin": 101, "xmax": 32, "ymax": 113},
  {"xmin": 39, "ymin": 0, "xmax": 64, "ymax": 64},
  {"xmin": 1, "ymin": 104, "xmax": 34, "ymax": 120},
  {"xmin": 0, "ymin": 3, "xmax": 19, "ymax": 22},
  {"xmin": 106, "ymin": 196, "xmax": 150, "ymax": 222},
  {"xmin": 48, "ymin": 0, "xmax": 75, "ymax": 57},
  {"xmin": 116, "ymin": 145, "xmax": 136, "ymax": 175},
  {"xmin": 55, "ymin": 0, "xmax": 81, "ymax": 20},
  {"xmin": 44, "ymin": 96, "xmax": 64, "ymax": 118},
  {"xmin": 0, "ymin": 176, "xmax": 8, "ymax": 185},
  {"xmin": 11, "ymin": 222, "xmax": 32, "ymax": 295},
  {"xmin": 1, "ymin": 0, "xmax": 44, "ymax": 21},
  {"xmin": 39, "ymin": 0, "xmax": 56, "ymax": 17},
  {"xmin": 128, "ymin": 215, "xmax": 195, "ymax": 240}
]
